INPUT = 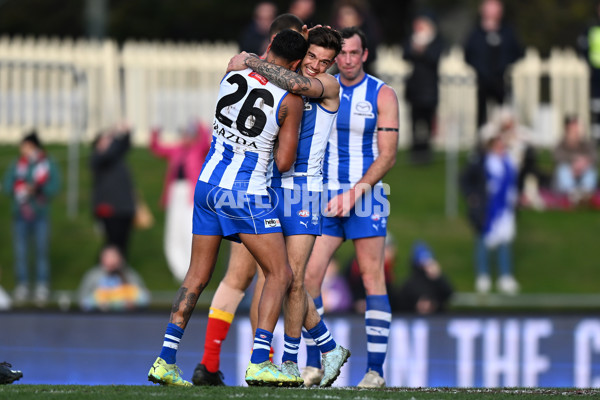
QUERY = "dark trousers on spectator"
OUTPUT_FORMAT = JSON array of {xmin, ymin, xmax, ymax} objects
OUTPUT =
[
  {"xmin": 410, "ymin": 105, "xmax": 436, "ymax": 163},
  {"xmin": 99, "ymin": 215, "xmax": 133, "ymax": 258}
]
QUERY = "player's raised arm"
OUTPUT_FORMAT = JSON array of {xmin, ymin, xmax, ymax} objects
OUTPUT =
[{"xmin": 274, "ymin": 93, "xmax": 303, "ymax": 172}]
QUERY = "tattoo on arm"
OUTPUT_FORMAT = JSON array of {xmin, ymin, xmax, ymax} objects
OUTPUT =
[
  {"xmin": 246, "ymin": 55, "xmax": 313, "ymax": 94},
  {"xmin": 278, "ymin": 102, "xmax": 289, "ymax": 123}
]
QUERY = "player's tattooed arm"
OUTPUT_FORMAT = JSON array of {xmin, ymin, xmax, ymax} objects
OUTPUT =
[{"xmin": 244, "ymin": 54, "xmax": 314, "ymax": 95}]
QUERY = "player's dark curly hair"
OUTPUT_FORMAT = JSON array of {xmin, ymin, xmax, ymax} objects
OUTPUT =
[
  {"xmin": 308, "ymin": 27, "xmax": 343, "ymax": 58},
  {"xmin": 270, "ymin": 29, "xmax": 308, "ymax": 63}
]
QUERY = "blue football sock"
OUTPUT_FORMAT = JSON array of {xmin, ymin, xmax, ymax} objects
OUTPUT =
[
  {"xmin": 281, "ymin": 334, "xmax": 301, "ymax": 364},
  {"xmin": 308, "ymin": 319, "xmax": 336, "ymax": 354},
  {"xmin": 250, "ymin": 328, "xmax": 273, "ymax": 364},
  {"xmin": 159, "ymin": 323, "xmax": 184, "ymax": 364},
  {"xmin": 365, "ymin": 294, "xmax": 391, "ymax": 377},
  {"xmin": 304, "ymin": 295, "xmax": 324, "ymax": 368}
]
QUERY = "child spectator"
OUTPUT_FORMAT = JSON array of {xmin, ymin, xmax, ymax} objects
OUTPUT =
[
  {"xmin": 461, "ymin": 123, "xmax": 519, "ymax": 295},
  {"xmin": 78, "ymin": 245, "xmax": 150, "ymax": 311}
]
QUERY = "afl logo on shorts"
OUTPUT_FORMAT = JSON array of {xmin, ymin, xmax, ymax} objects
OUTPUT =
[
  {"xmin": 264, "ymin": 218, "xmax": 281, "ymax": 228},
  {"xmin": 371, "ymin": 213, "xmax": 381, "ymax": 222},
  {"xmin": 298, "ymin": 210, "xmax": 310, "ymax": 217}
]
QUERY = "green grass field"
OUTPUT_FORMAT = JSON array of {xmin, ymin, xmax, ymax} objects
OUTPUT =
[
  {"xmin": 1, "ymin": 385, "xmax": 600, "ymax": 399},
  {"xmin": 0, "ymin": 144, "xmax": 597, "ymax": 307}
]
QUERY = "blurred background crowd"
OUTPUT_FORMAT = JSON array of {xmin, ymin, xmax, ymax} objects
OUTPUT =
[{"xmin": 0, "ymin": 0, "xmax": 599, "ymax": 313}]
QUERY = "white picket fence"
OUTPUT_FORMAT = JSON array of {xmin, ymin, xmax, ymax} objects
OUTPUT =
[{"xmin": 0, "ymin": 36, "xmax": 591, "ymax": 148}]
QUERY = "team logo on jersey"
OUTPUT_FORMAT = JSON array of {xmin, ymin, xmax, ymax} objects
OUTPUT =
[
  {"xmin": 298, "ymin": 210, "xmax": 310, "ymax": 217},
  {"xmin": 311, "ymin": 214, "xmax": 319, "ymax": 225},
  {"xmin": 355, "ymin": 101, "xmax": 375, "ymax": 118},
  {"xmin": 264, "ymin": 218, "xmax": 281, "ymax": 228},
  {"xmin": 381, "ymin": 217, "xmax": 387, "ymax": 228}
]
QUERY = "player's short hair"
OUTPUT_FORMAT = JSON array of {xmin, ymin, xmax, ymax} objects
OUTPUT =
[
  {"xmin": 270, "ymin": 29, "xmax": 308, "ymax": 63},
  {"xmin": 308, "ymin": 27, "xmax": 343, "ymax": 58},
  {"xmin": 339, "ymin": 26, "xmax": 368, "ymax": 51},
  {"xmin": 269, "ymin": 13, "xmax": 304, "ymax": 36}
]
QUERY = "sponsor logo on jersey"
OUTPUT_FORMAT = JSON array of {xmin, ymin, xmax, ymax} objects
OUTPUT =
[
  {"xmin": 213, "ymin": 121, "xmax": 258, "ymax": 149},
  {"xmin": 300, "ymin": 220, "xmax": 309, "ymax": 228},
  {"xmin": 249, "ymin": 71, "xmax": 268, "ymax": 85},
  {"xmin": 354, "ymin": 101, "xmax": 375, "ymax": 118},
  {"xmin": 298, "ymin": 210, "xmax": 310, "ymax": 217},
  {"xmin": 264, "ymin": 218, "xmax": 281, "ymax": 228}
]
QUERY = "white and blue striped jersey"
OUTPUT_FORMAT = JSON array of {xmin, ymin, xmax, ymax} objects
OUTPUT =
[
  {"xmin": 324, "ymin": 73, "xmax": 385, "ymax": 189},
  {"xmin": 270, "ymin": 97, "xmax": 337, "ymax": 191},
  {"xmin": 199, "ymin": 69, "xmax": 290, "ymax": 195}
]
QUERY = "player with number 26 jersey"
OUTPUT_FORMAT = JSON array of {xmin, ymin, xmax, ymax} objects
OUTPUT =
[{"xmin": 199, "ymin": 69, "xmax": 291, "ymax": 196}]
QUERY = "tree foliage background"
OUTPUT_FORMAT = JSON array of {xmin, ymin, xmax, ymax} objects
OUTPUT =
[{"xmin": 0, "ymin": 0, "xmax": 597, "ymax": 55}]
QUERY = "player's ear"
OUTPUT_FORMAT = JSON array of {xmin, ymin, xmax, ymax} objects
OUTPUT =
[{"xmin": 361, "ymin": 48, "xmax": 369, "ymax": 63}]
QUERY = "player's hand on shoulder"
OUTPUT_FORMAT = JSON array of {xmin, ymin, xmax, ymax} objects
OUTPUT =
[{"xmin": 227, "ymin": 51, "xmax": 252, "ymax": 73}]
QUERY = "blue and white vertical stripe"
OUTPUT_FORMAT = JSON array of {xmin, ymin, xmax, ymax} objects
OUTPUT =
[
  {"xmin": 324, "ymin": 74, "xmax": 384, "ymax": 189},
  {"xmin": 270, "ymin": 98, "xmax": 337, "ymax": 191}
]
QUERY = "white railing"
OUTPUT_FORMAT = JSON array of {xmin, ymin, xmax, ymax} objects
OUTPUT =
[{"xmin": 0, "ymin": 36, "xmax": 591, "ymax": 148}]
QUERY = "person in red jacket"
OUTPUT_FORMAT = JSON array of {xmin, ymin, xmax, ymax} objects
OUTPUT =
[{"xmin": 149, "ymin": 121, "xmax": 210, "ymax": 281}]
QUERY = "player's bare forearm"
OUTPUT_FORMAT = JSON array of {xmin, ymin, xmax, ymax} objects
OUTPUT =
[
  {"xmin": 353, "ymin": 153, "xmax": 397, "ymax": 195},
  {"xmin": 245, "ymin": 55, "xmax": 314, "ymax": 95}
]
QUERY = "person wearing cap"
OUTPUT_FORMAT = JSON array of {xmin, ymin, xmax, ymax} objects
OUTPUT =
[
  {"xmin": 393, "ymin": 241, "xmax": 453, "ymax": 314},
  {"xmin": 3, "ymin": 130, "xmax": 60, "ymax": 306}
]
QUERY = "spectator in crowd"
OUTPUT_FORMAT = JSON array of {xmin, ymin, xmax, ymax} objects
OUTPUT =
[
  {"xmin": 0, "ymin": 362, "xmax": 22, "ymax": 384},
  {"xmin": 403, "ymin": 12, "xmax": 444, "ymax": 164},
  {"xmin": 576, "ymin": 1, "xmax": 600, "ymax": 143},
  {"xmin": 321, "ymin": 258, "xmax": 353, "ymax": 313},
  {"xmin": 492, "ymin": 107, "xmax": 549, "ymax": 209},
  {"xmin": 90, "ymin": 124, "xmax": 136, "ymax": 258},
  {"xmin": 393, "ymin": 241, "xmax": 453, "ymax": 314},
  {"xmin": 288, "ymin": 0, "xmax": 316, "ymax": 28},
  {"xmin": 78, "ymin": 244, "xmax": 150, "ymax": 311},
  {"xmin": 238, "ymin": 1, "xmax": 277, "ymax": 54},
  {"xmin": 3, "ymin": 130, "xmax": 60, "ymax": 307},
  {"xmin": 553, "ymin": 115, "xmax": 598, "ymax": 204},
  {"xmin": 330, "ymin": 0, "xmax": 382, "ymax": 76},
  {"xmin": 149, "ymin": 121, "xmax": 211, "ymax": 282},
  {"xmin": 460, "ymin": 123, "xmax": 519, "ymax": 295},
  {"xmin": 464, "ymin": 0, "xmax": 523, "ymax": 129}
]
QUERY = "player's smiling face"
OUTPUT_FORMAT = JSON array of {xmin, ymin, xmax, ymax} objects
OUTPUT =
[{"xmin": 300, "ymin": 45, "xmax": 335, "ymax": 77}]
